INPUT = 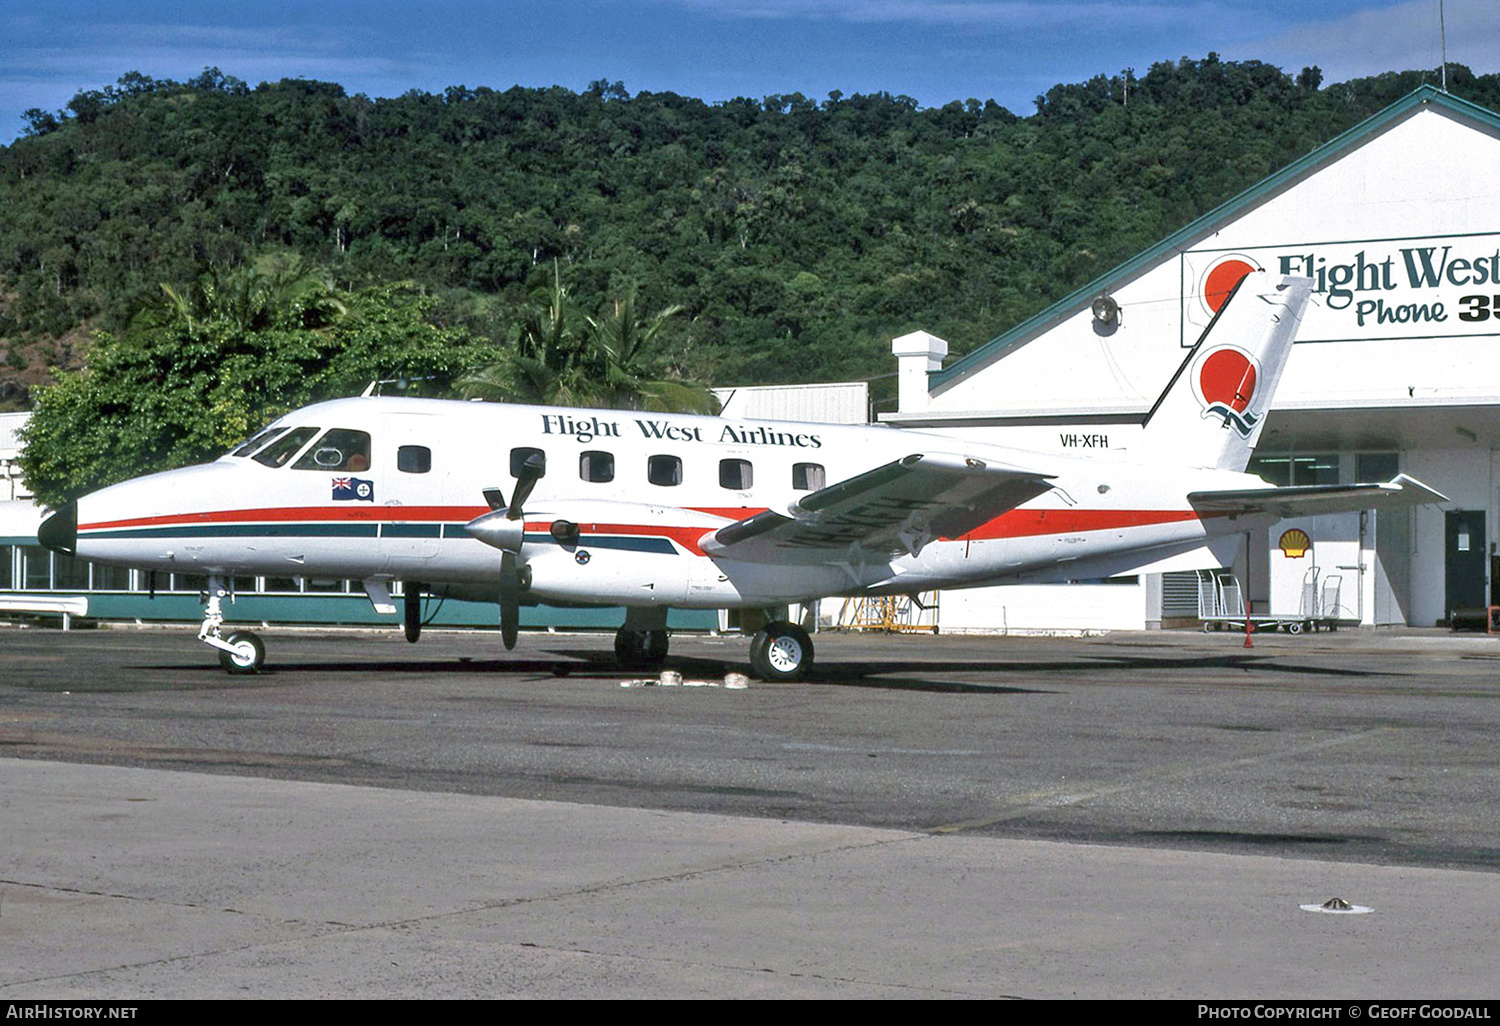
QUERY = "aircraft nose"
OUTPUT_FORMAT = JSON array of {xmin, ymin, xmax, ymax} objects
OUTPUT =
[{"xmin": 38, "ymin": 501, "xmax": 78, "ymax": 555}]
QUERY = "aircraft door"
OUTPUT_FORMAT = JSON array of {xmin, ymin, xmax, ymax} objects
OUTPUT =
[{"xmin": 379, "ymin": 425, "xmax": 450, "ymax": 572}]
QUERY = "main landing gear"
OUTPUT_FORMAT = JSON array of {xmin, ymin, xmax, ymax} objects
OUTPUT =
[
  {"xmin": 748, "ymin": 622, "xmax": 814, "ymax": 682},
  {"xmin": 615, "ymin": 606, "xmax": 671, "ymax": 671},
  {"xmin": 198, "ymin": 575, "xmax": 265, "ymax": 675},
  {"xmin": 614, "ymin": 627, "xmax": 670, "ymax": 670},
  {"xmin": 612, "ymin": 616, "xmax": 813, "ymax": 681}
]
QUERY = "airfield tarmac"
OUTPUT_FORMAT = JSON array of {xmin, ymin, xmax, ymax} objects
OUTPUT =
[{"xmin": 2, "ymin": 624, "xmax": 1499, "ymax": 998}]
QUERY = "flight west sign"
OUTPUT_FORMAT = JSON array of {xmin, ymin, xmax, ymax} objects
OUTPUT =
[{"xmin": 1181, "ymin": 232, "xmax": 1500, "ymax": 345}]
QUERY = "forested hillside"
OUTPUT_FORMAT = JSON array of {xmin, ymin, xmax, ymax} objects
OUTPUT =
[{"xmin": 3, "ymin": 57, "xmax": 1496, "ymax": 414}]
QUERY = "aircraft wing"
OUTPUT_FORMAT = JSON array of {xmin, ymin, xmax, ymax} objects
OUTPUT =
[
  {"xmin": 701, "ymin": 453, "xmax": 1055, "ymax": 563},
  {"xmin": 1188, "ymin": 474, "xmax": 1447, "ymax": 519}
]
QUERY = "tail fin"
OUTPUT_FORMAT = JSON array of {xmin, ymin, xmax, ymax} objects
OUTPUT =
[{"xmin": 1137, "ymin": 271, "xmax": 1313, "ymax": 471}]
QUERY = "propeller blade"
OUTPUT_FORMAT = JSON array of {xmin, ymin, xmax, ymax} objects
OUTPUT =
[
  {"xmin": 508, "ymin": 454, "xmax": 545, "ymax": 520},
  {"xmin": 482, "ymin": 486, "xmax": 507, "ymax": 512},
  {"xmin": 403, "ymin": 584, "xmax": 422, "ymax": 644},
  {"xmin": 499, "ymin": 551, "xmax": 520, "ymax": 650}
]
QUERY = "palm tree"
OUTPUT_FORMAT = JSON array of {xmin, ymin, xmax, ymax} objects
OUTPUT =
[
  {"xmin": 458, "ymin": 267, "xmax": 718, "ymax": 414},
  {"xmin": 586, "ymin": 292, "xmax": 718, "ymax": 414},
  {"xmin": 156, "ymin": 252, "xmax": 348, "ymax": 334}
]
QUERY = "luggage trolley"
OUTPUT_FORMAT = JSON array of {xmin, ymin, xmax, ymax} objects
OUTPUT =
[{"xmin": 1197, "ymin": 568, "xmax": 1339, "ymax": 635}]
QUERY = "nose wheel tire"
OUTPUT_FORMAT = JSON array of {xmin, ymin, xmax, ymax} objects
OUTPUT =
[
  {"xmin": 749, "ymin": 622, "xmax": 813, "ymax": 682},
  {"xmin": 218, "ymin": 631, "xmax": 265, "ymax": 675}
]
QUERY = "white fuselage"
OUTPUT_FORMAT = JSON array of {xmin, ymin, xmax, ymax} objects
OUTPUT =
[{"xmin": 67, "ymin": 396, "xmax": 1263, "ymax": 609}]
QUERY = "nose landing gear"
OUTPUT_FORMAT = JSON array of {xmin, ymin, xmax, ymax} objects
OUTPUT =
[
  {"xmin": 217, "ymin": 631, "xmax": 266, "ymax": 674},
  {"xmin": 199, "ymin": 575, "xmax": 265, "ymax": 674}
]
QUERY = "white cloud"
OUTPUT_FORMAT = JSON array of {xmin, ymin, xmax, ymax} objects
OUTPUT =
[
  {"xmin": 1238, "ymin": 0, "xmax": 1500, "ymax": 80},
  {"xmin": 654, "ymin": 0, "xmax": 1216, "ymax": 31},
  {"xmin": 2, "ymin": 21, "xmax": 416, "ymax": 95}
]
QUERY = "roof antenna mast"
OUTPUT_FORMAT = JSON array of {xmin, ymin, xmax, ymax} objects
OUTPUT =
[{"xmin": 1440, "ymin": 0, "xmax": 1448, "ymax": 92}]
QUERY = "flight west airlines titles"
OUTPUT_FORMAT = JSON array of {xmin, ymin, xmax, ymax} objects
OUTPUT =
[
  {"xmin": 542, "ymin": 412, "xmax": 823, "ymax": 449},
  {"xmin": 38, "ymin": 274, "xmax": 1445, "ymax": 680}
]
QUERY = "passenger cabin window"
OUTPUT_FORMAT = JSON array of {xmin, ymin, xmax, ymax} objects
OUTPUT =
[
  {"xmin": 253, "ymin": 427, "xmax": 320, "ymax": 468},
  {"xmin": 580, "ymin": 451, "xmax": 615, "ymax": 483},
  {"xmin": 793, "ymin": 462, "xmax": 826, "ymax": 491},
  {"xmin": 293, "ymin": 429, "xmax": 372, "ymax": 472},
  {"xmin": 510, "ymin": 447, "xmax": 546, "ymax": 478},
  {"xmin": 648, "ymin": 454, "xmax": 682, "ymax": 487},
  {"xmin": 397, "ymin": 445, "xmax": 432, "ymax": 474},
  {"xmin": 231, "ymin": 425, "xmax": 289, "ymax": 458},
  {"xmin": 719, "ymin": 458, "xmax": 753, "ymax": 490}
]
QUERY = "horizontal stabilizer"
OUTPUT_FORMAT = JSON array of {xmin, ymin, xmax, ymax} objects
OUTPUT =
[
  {"xmin": 985, "ymin": 536, "xmax": 1243, "ymax": 585},
  {"xmin": 1188, "ymin": 474, "xmax": 1447, "ymax": 519},
  {"xmin": 702, "ymin": 452, "xmax": 1054, "ymax": 563}
]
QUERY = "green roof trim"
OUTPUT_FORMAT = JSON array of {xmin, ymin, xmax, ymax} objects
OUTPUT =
[{"xmin": 929, "ymin": 86, "xmax": 1500, "ymax": 394}]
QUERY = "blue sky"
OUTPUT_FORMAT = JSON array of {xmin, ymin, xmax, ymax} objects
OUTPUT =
[{"xmin": 3, "ymin": 1, "xmax": 1497, "ymax": 143}]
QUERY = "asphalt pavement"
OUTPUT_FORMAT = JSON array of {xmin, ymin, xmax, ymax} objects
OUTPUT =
[{"xmin": 2, "ymin": 624, "xmax": 1498, "ymax": 997}]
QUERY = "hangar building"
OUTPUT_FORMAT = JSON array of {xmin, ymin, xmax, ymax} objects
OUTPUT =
[{"xmin": 885, "ymin": 86, "xmax": 1500, "ymax": 631}]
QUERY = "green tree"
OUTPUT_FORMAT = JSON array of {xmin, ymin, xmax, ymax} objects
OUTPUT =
[
  {"xmin": 458, "ymin": 268, "xmax": 718, "ymax": 413},
  {"xmin": 153, "ymin": 252, "xmax": 347, "ymax": 335},
  {"xmin": 9, "ymin": 59, "xmax": 1500, "ymax": 407},
  {"xmin": 21, "ymin": 281, "xmax": 484, "ymax": 506}
]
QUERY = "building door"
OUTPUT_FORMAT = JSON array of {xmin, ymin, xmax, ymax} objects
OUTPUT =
[{"xmin": 1444, "ymin": 510, "xmax": 1487, "ymax": 617}]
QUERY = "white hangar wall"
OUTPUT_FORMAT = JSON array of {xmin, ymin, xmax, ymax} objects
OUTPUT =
[{"xmin": 884, "ymin": 88, "xmax": 1500, "ymax": 631}]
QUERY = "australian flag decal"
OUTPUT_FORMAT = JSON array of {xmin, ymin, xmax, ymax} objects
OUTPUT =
[{"xmin": 332, "ymin": 476, "xmax": 375, "ymax": 502}]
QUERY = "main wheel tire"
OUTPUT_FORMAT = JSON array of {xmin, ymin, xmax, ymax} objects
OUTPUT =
[
  {"xmin": 749, "ymin": 622, "xmax": 814, "ymax": 682},
  {"xmin": 615, "ymin": 628, "xmax": 669, "ymax": 671},
  {"xmin": 218, "ymin": 630, "xmax": 265, "ymax": 675},
  {"xmin": 614, "ymin": 628, "xmax": 644, "ymax": 669},
  {"xmin": 642, "ymin": 629, "xmax": 670, "ymax": 665}
]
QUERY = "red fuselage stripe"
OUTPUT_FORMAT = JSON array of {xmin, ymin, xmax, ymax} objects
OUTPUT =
[
  {"xmin": 80, "ymin": 505, "xmax": 1200, "ymax": 558},
  {"xmin": 79, "ymin": 505, "xmax": 489, "ymax": 531},
  {"xmin": 959, "ymin": 508, "xmax": 1199, "ymax": 540}
]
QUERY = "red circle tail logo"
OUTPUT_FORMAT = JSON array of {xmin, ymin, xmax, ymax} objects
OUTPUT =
[{"xmin": 1195, "ymin": 347, "xmax": 1262, "ymax": 437}]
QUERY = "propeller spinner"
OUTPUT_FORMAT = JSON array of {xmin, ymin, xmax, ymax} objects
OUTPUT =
[{"xmin": 464, "ymin": 453, "xmax": 546, "ymax": 650}]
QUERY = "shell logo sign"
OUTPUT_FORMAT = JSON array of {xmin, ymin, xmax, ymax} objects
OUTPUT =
[{"xmin": 1278, "ymin": 528, "xmax": 1311, "ymax": 558}]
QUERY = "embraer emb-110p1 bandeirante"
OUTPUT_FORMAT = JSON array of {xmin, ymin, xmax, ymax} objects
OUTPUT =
[{"xmin": 38, "ymin": 273, "xmax": 1445, "ymax": 679}]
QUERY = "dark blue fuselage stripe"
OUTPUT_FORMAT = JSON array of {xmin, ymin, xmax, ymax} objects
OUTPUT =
[
  {"xmin": 83, "ymin": 523, "xmax": 679, "ymax": 554},
  {"xmin": 86, "ymin": 524, "xmax": 380, "ymax": 540},
  {"xmin": 382, "ymin": 523, "xmax": 442, "ymax": 538},
  {"xmin": 553, "ymin": 535, "xmax": 677, "ymax": 554}
]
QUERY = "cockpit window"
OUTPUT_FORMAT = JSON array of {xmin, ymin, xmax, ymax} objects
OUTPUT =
[
  {"xmin": 252, "ymin": 427, "xmax": 320, "ymax": 468},
  {"xmin": 230, "ymin": 425, "xmax": 289, "ymax": 458},
  {"xmin": 293, "ymin": 429, "xmax": 372, "ymax": 472}
]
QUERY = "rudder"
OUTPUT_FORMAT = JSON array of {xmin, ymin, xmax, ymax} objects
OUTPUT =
[{"xmin": 1137, "ymin": 272, "xmax": 1313, "ymax": 471}]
